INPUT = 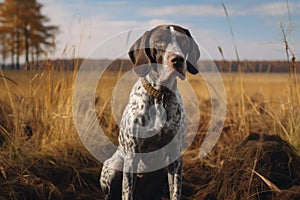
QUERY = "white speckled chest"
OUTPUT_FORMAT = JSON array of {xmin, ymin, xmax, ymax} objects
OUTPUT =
[{"xmin": 118, "ymin": 79, "xmax": 187, "ymax": 156}]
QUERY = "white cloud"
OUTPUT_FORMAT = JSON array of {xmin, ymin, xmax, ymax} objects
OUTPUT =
[
  {"xmin": 138, "ymin": 2, "xmax": 300, "ymax": 18},
  {"xmin": 140, "ymin": 5, "xmax": 225, "ymax": 17},
  {"xmin": 250, "ymin": 2, "xmax": 300, "ymax": 16}
]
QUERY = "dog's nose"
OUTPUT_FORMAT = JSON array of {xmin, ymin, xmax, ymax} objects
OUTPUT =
[{"xmin": 169, "ymin": 55, "xmax": 184, "ymax": 67}]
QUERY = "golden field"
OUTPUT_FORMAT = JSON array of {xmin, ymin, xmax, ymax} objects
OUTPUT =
[{"xmin": 0, "ymin": 66, "xmax": 300, "ymax": 199}]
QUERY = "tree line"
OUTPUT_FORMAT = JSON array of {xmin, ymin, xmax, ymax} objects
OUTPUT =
[
  {"xmin": 35, "ymin": 58, "xmax": 299, "ymax": 73},
  {"xmin": 0, "ymin": 0, "xmax": 58, "ymax": 69}
]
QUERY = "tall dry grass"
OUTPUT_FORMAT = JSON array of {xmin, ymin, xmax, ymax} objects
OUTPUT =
[
  {"xmin": 0, "ymin": 67, "xmax": 102, "ymax": 199},
  {"xmin": 219, "ymin": 2, "xmax": 300, "ymax": 151},
  {"xmin": 0, "ymin": 59, "xmax": 300, "ymax": 199}
]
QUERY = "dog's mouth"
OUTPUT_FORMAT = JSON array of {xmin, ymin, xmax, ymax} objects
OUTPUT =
[
  {"xmin": 169, "ymin": 55, "xmax": 187, "ymax": 80},
  {"xmin": 160, "ymin": 67, "xmax": 186, "ymax": 83},
  {"xmin": 175, "ymin": 67, "xmax": 186, "ymax": 80}
]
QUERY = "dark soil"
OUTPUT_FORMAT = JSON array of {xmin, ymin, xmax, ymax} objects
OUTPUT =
[
  {"xmin": 1, "ymin": 133, "xmax": 300, "ymax": 199},
  {"xmin": 194, "ymin": 132, "xmax": 300, "ymax": 200}
]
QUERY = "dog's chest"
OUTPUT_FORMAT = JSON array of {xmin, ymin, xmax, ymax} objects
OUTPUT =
[{"xmin": 119, "ymin": 81, "xmax": 185, "ymax": 153}]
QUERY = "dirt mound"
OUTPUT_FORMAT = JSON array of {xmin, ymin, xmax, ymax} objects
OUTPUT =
[
  {"xmin": 0, "ymin": 174, "xmax": 62, "ymax": 200},
  {"xmin": 195, "ymin": 133, "xmax": 300, "ymax": 200}
]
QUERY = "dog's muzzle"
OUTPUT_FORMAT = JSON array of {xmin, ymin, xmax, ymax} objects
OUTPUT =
[{"xmin": 168, "ymin": 54, "xmax": 186, "ymax": 80}]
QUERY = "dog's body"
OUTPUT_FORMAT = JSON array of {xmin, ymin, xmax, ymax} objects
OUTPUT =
[{"xmin": 100, "ymin": 25, "xmax": 200, "ymax": 200}]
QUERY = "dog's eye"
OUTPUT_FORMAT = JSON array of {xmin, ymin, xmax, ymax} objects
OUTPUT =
[{"xmin": 154, "ymin": 39, "xmax": 166, "ymax": 48}]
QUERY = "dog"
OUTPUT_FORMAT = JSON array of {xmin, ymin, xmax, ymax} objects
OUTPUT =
[{"xmin": 100, "ymin": 25, "xmax": 200, "ymax": 200}]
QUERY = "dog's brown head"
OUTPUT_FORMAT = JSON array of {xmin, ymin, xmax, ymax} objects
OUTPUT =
[{"xmin": 128, "ymin": 25, "xmax": 200, "ymax": 83}]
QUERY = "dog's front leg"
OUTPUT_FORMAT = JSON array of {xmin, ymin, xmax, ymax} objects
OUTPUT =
[
  {"xmin": 122, "ymin": 154, "xmax": 138, "ymax": 200},
  {"xmin": 168, "ymin": 156, "xmax": 183, "ymax": 200}
]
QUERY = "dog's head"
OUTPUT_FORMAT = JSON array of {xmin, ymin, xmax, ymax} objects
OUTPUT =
[{"xmin": 128, "ymin": 25, "xmax": 200, "ymax": 84}]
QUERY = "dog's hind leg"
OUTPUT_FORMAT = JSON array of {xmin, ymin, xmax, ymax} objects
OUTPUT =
[{"xmin": 100, "ymin": 152, "xmax": 124, "ymax": 200}]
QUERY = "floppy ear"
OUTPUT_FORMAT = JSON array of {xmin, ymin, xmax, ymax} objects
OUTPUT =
[
  {"xmin": 128, "ymin": 31, "xmax": 152, "ymax": 77},
  {"xmin": 184, "ymin": 29, "xmax": 200, "ymax": 74}
]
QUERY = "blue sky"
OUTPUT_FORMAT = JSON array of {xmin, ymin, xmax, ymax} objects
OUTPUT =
[{"xmin": 39, "ymin": 0, "xmax": 300, "ymax": 60}]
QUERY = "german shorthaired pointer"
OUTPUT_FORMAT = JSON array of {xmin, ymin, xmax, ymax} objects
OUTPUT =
[{"xmin": 100, "ymin": 25, "xmax": 200, "ymax": 200}]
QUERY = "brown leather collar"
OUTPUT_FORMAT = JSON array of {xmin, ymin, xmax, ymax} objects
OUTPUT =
[{"xmin": 141, "ymin": 78, "xmax": 174, "ymax": 99}]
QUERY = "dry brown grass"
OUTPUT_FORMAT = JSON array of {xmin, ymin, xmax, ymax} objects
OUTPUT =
[{"xmin": 0, "ymin": 65, "xmax": 300, "ymax": 199}]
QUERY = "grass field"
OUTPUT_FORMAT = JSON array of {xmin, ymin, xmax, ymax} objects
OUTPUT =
[{"xmin": 0, "ymin": 66, "xmax": 300, "ymax": 199}]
